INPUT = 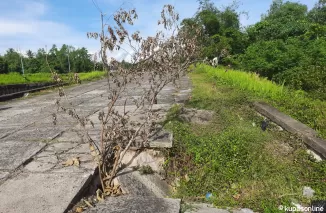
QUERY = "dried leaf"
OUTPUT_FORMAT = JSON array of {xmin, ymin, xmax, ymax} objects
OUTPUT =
[
  {"xmin": 89, "ymin": 144, "xmax": 99, "ymax": 158},
  {"xmin": 96, "ymin": 189, "xmax": 104, "ymax": 201},
  {"xmin": 62, "ymin": 159, "xmax": 74, "ymax": 167},
  {"xmin": 84, "ymin": 200, "xmax": 94, "ymax": 208},
  {"xmin": 233, "ymin": 194, "xmax": 241, "ymax": 200},
  {"xmin": 76, "ymin": 207, "xmax": 83, "ymax": 213},
  {"xmin": 89, "ymin": 143, "xmax": 95, "ymax": 151},
  {"xmin": 185, "ymin": 174, "xmax": 190, "ymax": 182},
  {"xmin": 73, "ymin": 157, "xmax": 80, "ymax": 167},
  {"xmin": 62, "ymin": 157, "xmax": 80, "ymax": 167}
]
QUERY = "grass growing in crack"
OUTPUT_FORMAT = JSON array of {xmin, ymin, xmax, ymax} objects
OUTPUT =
[
  {"xmin": 163, "ymin": 69, "xmax": 326, "ymax": 212},
  {"xmin": 138, "ymin": 165, "xmax": 155, "ymax": 175}
]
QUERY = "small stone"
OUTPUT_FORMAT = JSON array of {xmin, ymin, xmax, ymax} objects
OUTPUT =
[
  {"xmin": 0, "ymin": 171, "xmax": 9, "ymax": 180},
  {"xmin": 307, "ymin": 150, "xmax": 323, "ymax": 162},
  {"xmin": 277, "ymin": 126, "xmax": 284, "ymax": 131},
  {"xmin": 303, "ymin": 186, "xmax": 315, "ymax": 198}
]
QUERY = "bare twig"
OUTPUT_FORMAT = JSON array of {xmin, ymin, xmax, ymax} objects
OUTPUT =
[{"xmin": 54, "ymin": 3, "xmax": 202, "ymax": 197}]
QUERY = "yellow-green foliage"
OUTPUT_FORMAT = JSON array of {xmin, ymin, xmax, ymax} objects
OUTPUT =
[
  {"xmin": 194, "ymin": 64, "xmax": 326, "ymax": 138},
  {"xmin": 0, "ymin": 71, "xmax": 106, "ymax": 85},
  {"xmin": 78, "ymin": 71, "xmax": 106, "ymax": 81},
  {"xmin": 195, "ymin": 64, "xmax": 288, "ymax": 100},
  {"xmin": 0, "ymin": 72, "xmax": 52, "ymax": 85}
]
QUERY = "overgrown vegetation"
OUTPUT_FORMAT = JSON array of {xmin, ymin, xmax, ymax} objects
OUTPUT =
[
  {"xmin": 0, "ymin": 71, "xmax": 106, "ymax": 85},
  {"xmin": 194, "ymin": 64, "xmax": 326, "ymax": 138},
  {"xmin": 164, "ymin": 68, "xmax": 326, "ymax": 212},
  {"xmin": 182, "ymin": 0, "xmax": 326, "ymax": 99}
]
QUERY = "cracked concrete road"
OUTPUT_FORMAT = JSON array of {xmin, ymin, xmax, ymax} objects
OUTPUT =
[{"xmin": 0, "ymin": 76, "xmax": 191, "ymax": 213}]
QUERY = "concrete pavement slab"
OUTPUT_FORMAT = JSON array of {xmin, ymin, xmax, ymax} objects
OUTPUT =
[
  {"xmin": 55, "ymin": 131, "xmax": 83, "ymax": 143},
  {"xmin": 5, "ymin": 126, "xmax": 64, "ymax": 142},
  {"xmin": 45, "ymin": 142, "xmax": 79, "ymax": 153},
  {"xmin": 0, "ymin": 108, "xmax": 34, "ymax": 120},
  {"xmin": 0, "ymin": 127, "xmax": 19, "ymax": 139},
  {"xmin": 0, "ymin": 140, "xmax": 45, "ymax": 171},
  {"xmin": 24, "ymin": 160, "xmax": 56, "ymax": 172},
  {"xmin": 0, "ymin": 75, "xmax": 192, "ymax": 213},
  {"xmin": 0, "ymin": 172, "xmax": 92, "ymax": 213}
]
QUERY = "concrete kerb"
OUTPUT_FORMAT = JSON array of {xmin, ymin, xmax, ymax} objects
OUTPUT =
[
  {"xmin": 253, "ymin": 101, "xmax": 326, "ymax": 159},
  {"xmin": 63, "ymin": 170, "xmax": 97, "ymax": 213}
]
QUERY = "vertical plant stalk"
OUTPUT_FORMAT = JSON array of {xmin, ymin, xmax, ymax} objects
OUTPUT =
[{"xmin": 50, "ymin": 4, "xmax": 203, "ymax": 196}]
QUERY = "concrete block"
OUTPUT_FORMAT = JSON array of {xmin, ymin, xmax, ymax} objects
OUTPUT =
[
  {"xmin": 0, "ymin": 172, "xmax": 92, "ymax": 213},
  {"xmin": 85, "ymin": 196, "xmax": 181, "ymax": 213}
]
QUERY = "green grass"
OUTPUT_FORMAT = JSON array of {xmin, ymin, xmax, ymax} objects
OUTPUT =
[
  {"xmin": 193, "ymin": 64, "xmax": 326, "ymax": 138},
  {"xmin": 78, "ymin": 71, "xmax": 107, "ymax": 81},
  {"xmin": 0, "ymin": 71, "xmax": 106, "ymax": 85},
  {"xmin": 163, "ymin": 67, "xmax": 326, "ymax": 212},
  {"xmin": 0, "ymin": 72, "xmax": 52, "ymax": 85}
]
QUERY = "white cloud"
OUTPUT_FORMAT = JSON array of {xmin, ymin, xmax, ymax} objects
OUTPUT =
[
  {"xmin": 83, "ymin": 0, "xmax": 200, "ymax": 62},
  {"xmin": 0, "ymin": 0, "xmax": 199, "ymax": 62},
  {"xmin": 0, "ymin": 0, "xmax": 100, "ymax": 55},
  {"xmin": 0, "ymin": 20, "xmax": 35, "ymax": 36},
  {"xmin": 21, "ymin": 0, "xmax": 47, "ymax": 18},
  {"xmin": 2, "ymin": 0, "xmax": 315, "ymax": 61}
]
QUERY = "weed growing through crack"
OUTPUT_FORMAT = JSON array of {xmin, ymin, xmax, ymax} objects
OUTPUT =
[
  {"xmin": 138, "ymin": 165, "xmax": 155, "ymax": 175},
  {"xmin": 49, "ymin": 3, "xmax": 203, "ymax": 208}
]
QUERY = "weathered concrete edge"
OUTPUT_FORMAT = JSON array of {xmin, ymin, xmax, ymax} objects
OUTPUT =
[
  {"xmin": 253, "ymin": 101, "xmax": 326, "ymax": 159},
  {"xmin": 302, "ymin": 135, "xmax": 326, "ymax": 159},
  {"xmin": 63, "ymin": 170, "xmax": 97, "ymax": 213}
]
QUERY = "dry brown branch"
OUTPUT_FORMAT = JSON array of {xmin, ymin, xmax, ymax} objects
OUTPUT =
[{"xmin": 53, "ymin": 3, "xmax": 202, "ymax": 197}]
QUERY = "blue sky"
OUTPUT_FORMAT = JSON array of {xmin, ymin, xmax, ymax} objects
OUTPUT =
[{"xmin": 0, "ymin": 0, "xmax": 318, "ymax": 60}]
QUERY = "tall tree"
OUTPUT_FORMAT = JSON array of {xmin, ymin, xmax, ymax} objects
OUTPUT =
[
  {"xmin": 308, "ymin": 0, "xmax": 326, "ymax": 24},
  {"xmin": 0, "ymin": 56, "xmax": 8, "ymax": 74},
  {"xmin": 247, "ymin": 1, "xmax": 308, "ymax": 42},
  {"xmin": 4, "ymin": 48, "xmax": 21, "ymax": 73}
]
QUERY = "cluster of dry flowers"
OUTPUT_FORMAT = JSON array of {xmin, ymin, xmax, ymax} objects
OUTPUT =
[{"xmin": 52, "ymin": 4, "xmax": 202, "ymax": 197}]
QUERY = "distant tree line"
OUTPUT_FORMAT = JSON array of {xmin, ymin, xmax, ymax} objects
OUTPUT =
[
  {"xmin": 181, "ymin": 0, "xmax": 326, "ymax": 97},
  {"xmin": 0, "ymin": 44, "xmax": 104, "ymax": 74}
]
